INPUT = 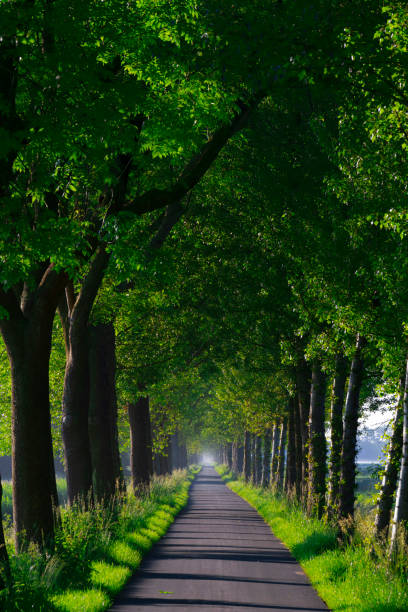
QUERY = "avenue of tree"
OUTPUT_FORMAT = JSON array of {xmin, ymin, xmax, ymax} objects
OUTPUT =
[{"xmin": 1, "ymin": 0, "xmax": 408, "ymax": 587}]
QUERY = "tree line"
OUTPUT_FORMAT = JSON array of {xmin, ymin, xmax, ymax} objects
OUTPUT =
[{"xmin": 1, "ymin": 0, "xmax": 408, "ymax": 586}]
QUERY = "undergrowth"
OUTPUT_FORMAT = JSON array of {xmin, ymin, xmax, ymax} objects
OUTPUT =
[
  {"xmin": 0, "ymin": 466, "xmax": 200, "ymax": 612},
  {"xmin": 216, "ymin": 464, "xmax": 408, "ymax": 612}
]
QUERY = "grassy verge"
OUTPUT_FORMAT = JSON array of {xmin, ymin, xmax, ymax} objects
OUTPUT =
[
  {"xmin": 216, "ymin": 465, "xmax": 408, "ymax": 612},
  {"xmin": 1, "ymin": 466, "xmax": 200, "ymax": 612}
]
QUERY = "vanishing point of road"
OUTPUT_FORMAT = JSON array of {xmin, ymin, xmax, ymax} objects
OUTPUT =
[{"xmin": 110, "ymin": 466, "xmax": 329, "ymax": 611}]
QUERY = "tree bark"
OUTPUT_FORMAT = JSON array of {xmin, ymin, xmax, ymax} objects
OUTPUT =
[
  {"xmin": 261, "ymin": 429, "xmax": 272, "ymax": 488},
  {"xmin": 0, "ymin": 475, "xmax": 11, "ymax": 590},
  {"xmin": 390, "ymin": 359, "xmax": 408, "ymax": 556},
  {"xmin": 339, "ymin": 334, "xmax": 366, "ymax": 522},
  {"xmin": 0, "ymin": 270, "xmax": 66, "ymax": 551},
  {"xmin": 296, "ymin": 359, "xmax": 312, "ymax": 501},
  {"xmin": 374, "ymin": 378, "xmax": 404, "ymax": 539},
  {"xmin": 243, "ymin": 431, "xmax": 251, "ymax": 481},
  {"xmin": 285, "ymin": 397, "xmax": 297, "ymax": 493},
  {"xmin": 254, "ymin": 435, "xmax": 263, "ymax": 485},
  {"xmin": 307, "ymin": 363, "xmax": 327, "ymax": 518},
  {"xmin": 271, "ymin": 420, "xmax": 281, "ymax": 485},
  {"xmin": 227, "ymin": 442, "xmax": 233, "ymax": 471},
  {"xmin": 128, "ymin": 396, "xmax": 153, "ymax": 489},
  {"xmin": 61, "ymin": 246, "xmax": 110, "ymax": 505},
  {"xmin": 327, "ymin": 353, "xmax": 348, "ymax": 518},
  {"xmin": 294, "ymin": 394, "xmax": 303, "ymax": 498},
  {"xmin": 277, "ymin": 416, "xmax": 288, "ymax": 490},
  {"xmin": 88, "ymin": 323, "xmax": 123, "ymax": 501},
  {"xmin": 232, "ymin": 442, "xmax": 239, "ymax": 474}
]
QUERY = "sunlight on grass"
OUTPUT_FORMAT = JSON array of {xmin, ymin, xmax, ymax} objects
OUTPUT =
[
  {"xmin": 51, "ymin": 588, "xmax": 109, "ymax": 612},
  {"xmin": 216, "ymin": 465, "xmax": 408, "ymax": 612}
]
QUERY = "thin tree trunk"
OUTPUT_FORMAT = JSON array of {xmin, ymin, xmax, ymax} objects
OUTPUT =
[
  {"xmin": 232, "ymin": 442, "xmax": 239, "ymax": 474},
  {"xmin": 277, "ymin": 417, "xmax": 288, "ymax": 490},
  {"xmin": 390, "ymin": 358, "xmax": 408, "ymax": 556},
  {"xmin": 88, "ymin": 323, "xmax": 123, "ymax": 501},
  {"xmin": 327, "ymin": 353, "xmax": 348, "ymax": 518},
  {"xmin": 374, "ymin": 382, "xmax": 404, "ymax": 539},
  {"xmin": 255, "ymin": 435, "xmax": 263, "ymax": 485},
  {"xmin": 339, "ymin": 334, "xmax": 366, "ymax": 522},
  {"xmin": 294, "ymin": 395, "xmax": 303, "ymax": 498},
  {"xmin": 227, "ymin": 442, "xmax": 233, "ymax": 471},
  {"xmin": 261, "ymin": 429, "xmax": 272, "ymax": 488},
  {"xmin": 128, "ymin": 396, "xmax": 153, "ymax": 490},
  {"xmin": 307, "ymin": 363, "xmax": 327, "ymax": 518},
  {"xmin": 243, "ymin": 431, "xmax": 251, "ymax": 481},
  {"xmin": 250, "ymin": 433, "xmax": 256, "ymax": 483},
  {"xmin": 0, "ymin": 475, "xmax": 11, "ymax": 589},
  {"xmin": 285, "ymin": 397, "xmax": 297, "ymax": 493},
  {"xmin": 237, "ymin": 443, "xmax": 244, "ymax": 474},
  {"xmin": 297, "ymin": 359, "xmax": 311, "ymax": 501},
  {"xmin": 271, "ymin": 420, "xmax": 281, "ymax": 485}
]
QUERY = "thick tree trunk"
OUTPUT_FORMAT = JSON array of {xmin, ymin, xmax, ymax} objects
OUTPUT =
[
  {"xmin": 296, "ymin": 359, "xmax": 311, "ymax": 501},
  {"xmin": 88, "ymin": 323, "xmax": 123, "ymax": 501},
  {"xmin": 307, "ymin": 363, "xmax": 327, "ymax": 518},
  {"xmin": 285, "ymin": 397, "xmax": 297, "ymax": 493},
  {"xmin": 0, "ymin": 475, "xmax": 11, "ymax": 589},
  {"xmin": 261, "ymin": 429, "xmax": 272, "ymax": 488},
  {"xmin": 374, "ymin": 384, "xmax": 404, "ymax": 539},
  {"xmin": 277, "ymin": 417, "xmax": 288, "ymax": 490},
  {"xmin": 327, "ymin": 353, "xmax": 348, "ymax": 518},
  {"xmin": 390, "ymin": 360, "xmax": 408, "ymax": 556},
  {"xmin": 128, "ymin": 396, "xmax": 153, "ymax": 491},
  {"xmin": 243, "ymin": 431, "xmax": 251, "ymax": 481},
  {"xmin": 339, "ymin": 335, "xmax": 366, "ymax": 522},
  {"xmin": 271, "ymin": 420, "xmax": 281, "ymax": 485},
  {"xmin": 2, "ymin": 306, "xmax": 60, "ymax": 551},
  {"xmin": 61, "ymin": 247, "xmax": 110, "ymax": 505}
]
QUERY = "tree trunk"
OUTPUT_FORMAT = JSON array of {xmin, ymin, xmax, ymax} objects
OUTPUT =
[
  {"xmin": 294, "ymin": 394, "xmax": 303, "ymax": 498},
  {"xmin": 254, "ymin": 436, "xmax": 263, "ymax": 485},
  {"xmin": 128, "ymin": 396, "xmax": 153, "ymax": 491},
  {"xmin": 271, "ymin": 420, "xmax": 281, "ymax": 485},
  {"xmin": 243, "ymin": 431, "xmax": 251, "ymax": 481},
  {"xmin": 374, "ymin": 381, "xmax": 404, "ymax": 539},
  {"xmin": 307, "ymin": 363, "xmax": 327, "ymax": 518},
  {"xmin": 232, "ymin": 442, "xmax": 238, "ymax": 474},
  {"xmin": 88, "ymin": 323, "xmax": 123, "ymax": 501},
  {"xmin": 261, "ymin": 429, "xmax": 272, "ymax": 488},
  {"xmin": 227, "ymin": 442, "xmax": 233, "ymax": 471},
  {"xmin": 285, "ymin": 397, "xmax": 297, "ymax": 493},
  {"xmin": 339, "ymin": 334, "xmax": 366, "ymax": 522},
  {"xmin": 327, "ymin": 353, "xmax": 348, "ymax": 518},
  {"xmin": 277, "ymin": 416, "xmax": 288, "ymax": 490},
  {"xmin": 61, "ymin": 247, "xmax": 110, "ymax": 505},
  {"xmin": 1, "ymin": 303, "xmax": 60, "ymax": 551},
  {"xmin": 237, "ymin": 444, "xmax": 244, "ymax": 474},
  {"xmin": 296, "ymin": 359, "xmax": 311, "ymax": 501},
  {"xmin": 0, "ymin": 475, "xmax": 11, "ymax": 590},
  {"xmin": 390, "ymin": 359, "xmax": 408, "ymax": 557}
]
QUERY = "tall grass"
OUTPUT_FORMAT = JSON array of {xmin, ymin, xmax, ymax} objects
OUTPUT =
[
  {"xmin": 1, "ymin": 467, "xmax": 200, "ymax": 612},
  {"xmin": 216, "ymin": 465, "xmax": 408, "ymax": 612}
]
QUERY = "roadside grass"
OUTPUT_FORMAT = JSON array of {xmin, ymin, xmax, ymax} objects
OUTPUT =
[
  {"xmin": 1, "ymin": 466, "xmax": 200, "ymax": 612},
  {"xmin": 216, "ymin": 465, "xmax": 408, "ymax": 612}
]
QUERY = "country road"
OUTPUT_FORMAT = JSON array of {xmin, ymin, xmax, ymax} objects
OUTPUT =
[{"xmin": 110, "ymin": 467, "xmax": 329, "ymax": 611}]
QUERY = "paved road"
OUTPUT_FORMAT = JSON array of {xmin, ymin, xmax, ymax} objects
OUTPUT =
[{"xmin": 110, "ymin": 466, "xmax": 329, "ymax": 611}]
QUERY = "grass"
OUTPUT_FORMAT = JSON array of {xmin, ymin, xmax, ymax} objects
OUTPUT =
[
  {"xmin": 216, "ymin": 464, "xmax": 408, "ymax": 612},
  {"xmin": 1, "ymin": 466, "xmax": 200, "ymax": 611}
]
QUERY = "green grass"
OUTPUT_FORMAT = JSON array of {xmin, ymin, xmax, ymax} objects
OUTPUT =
[
  {"xmin": 1, "ymin": 466, "xmax": 201, "ymax": 611},
  {"xmin": 216, "ymin": 465, "xmax": 408, "ymax": 612}
]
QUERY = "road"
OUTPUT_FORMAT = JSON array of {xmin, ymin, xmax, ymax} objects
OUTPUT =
[{"xmin": 110, "ymin": 466, "xmax": 329, "ymax": 611}]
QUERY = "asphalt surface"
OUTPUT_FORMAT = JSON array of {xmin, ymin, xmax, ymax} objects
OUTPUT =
[{"xmin": 110, "ymin": 466, "xmax": 329, "ymax": 611}]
